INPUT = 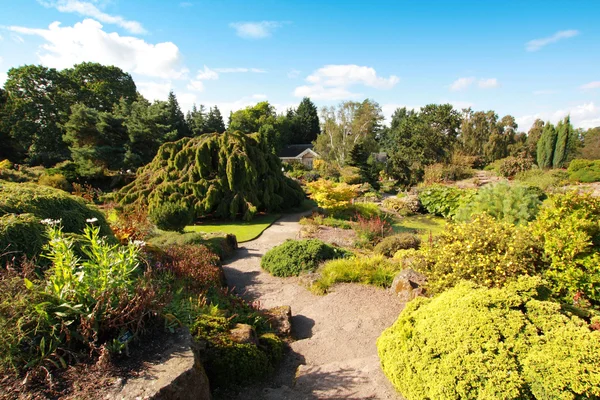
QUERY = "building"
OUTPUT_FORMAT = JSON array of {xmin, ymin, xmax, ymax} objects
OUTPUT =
[{"xmin": 278, "ymin": 144, "xmax": 320, "ymax": 169}]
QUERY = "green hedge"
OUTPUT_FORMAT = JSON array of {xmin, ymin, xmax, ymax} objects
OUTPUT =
[
  {"xmin": 567, "ymin": 159, "xmax": 600, "ymax": 183},
  {"xmin": 374, "ymin": 233, "xmax": 421, "ymax": 257},
  {"xmin": 377, "ymin": 277, "xmax": 600, "ymax": 400},
  {"xmin": 261, "ymin": 239, "xmax": 350, "ymax": 277}
]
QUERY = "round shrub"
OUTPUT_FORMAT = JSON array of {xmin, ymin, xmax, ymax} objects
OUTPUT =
[
  {"xmin": 374, "ymin": 233, "xmax": 421, "ymax": 257},
  {"xmin": 418, "ymin": 185, "xmax": 475, "ymax": 218},
  {"xmin": 261, "ymin": 239, "xmax": 349, "ymax": 277},
  {"xmin": 148, "ymin": 201, "xmax": 193, "ymax": 232},
  {"xmin": 415, "ymin": 214, "xmax": 545, "ymax": 294},
  {"xmin": 38, "ymin": 173, "xmax": 71, "ymax": 192},
  {"xmin": 497, "ymin": 155, "xmax": 534, "ymax": 178},
  {"xmin": 383, "ymin": 195, "xmax": 421, "ymax": 216},
  {"xmin": 377, "ymin": 277, "xmax": 600, "ymax": 400},
  {"xmin": 0, "ymin": 213, "xmax": 45, "ymax": 263}
]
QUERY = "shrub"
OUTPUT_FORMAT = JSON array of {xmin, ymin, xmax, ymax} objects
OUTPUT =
[
  {"xmin": 149, "ymin": 231, "xmax": 237, "ymax": 260},
  {"xmin": 353, "ymin": 214, "xmax": 393, "ymax": 247},
  {"xmin": 455, "ymin": 182, "xmax": 542, "ymax": 225},
  {"xmin": 306, "ymin": 179, "xmax": 359, "ymax": 211},
  {"xmin": 417, "ymin": 185, "xmax": 475, "ymax": 218},
  {"xmin": 149, "ymin": 201, "xmax": 193, "ymax": 232},
  {"xmin": 423, "ymin": 163, "xmax": 473, "ymax": 184},
  {"xmin": 339, "ymin": 166, "xmax": 362, "ymax": 184},
  {"xmin": 374, "ymin": 233, "xmax": 421, "ymax": 257},
  {"xmin": 0, "ymin": 159, "xmax": 13, "ymax": 170},
  {"xmin": 383, "ymin": 195, "xmax": 421, "ymax": 216},
  {"xmin": 496, "ymin": 155, "xmax": 534, "ymax": 178},
  {"xmin": 377, "ymin": 277, "xmax": 600, "ymax": 400},
  {"xmin": 513, "ymin": 168, "xmax": 569, "ymax": 190},
  {"xmin": 301, "ymin": 213, "xmax": 352, "ymax": 230},
  {"xmin": 0, "ymin": 214, "xmax": 45, "ymax": 264},
  {"xmin": 38, "ymin": 173, "xmax": 71, "ymax": 192},
  {"xmin": 313, "ymin": 255, "xmax": 400, "ymax": 294},
  {"xmin": 261, "ymin": 239, "xmax": 349, "ymax": 277},
  {"xmin": 531, "ymin": 191, "xmax": 600, "ymax": 309},
  {"xmin": 160, "ymin": 245, "xmax": 223, "ymax": 289},
  {"xmin": 567, "ymin": 158, "xmax": 600, "ymax": 183},
  {"xmin": 414, "ymin": 214, "xmax": 545, "ymax": 294}
]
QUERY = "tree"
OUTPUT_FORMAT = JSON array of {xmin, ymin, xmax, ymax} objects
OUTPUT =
[
  {"xmin": 1, "ymin": 65, "xmax": 72, "ymax": 165},
  {"xmin": 186, "ymin": 104, "xmax": 207, "ymax": 136},
  {"xmin": 205, "ymin": 106, "xmax": 226, "ymax": 133},
  {"xmin": 167, "ymin": 91, "xmax": 191, "ymax": 139},
  {"xmin": 526, "ymin": 119, "xmax": 544, "ymax": 159},
  {"xmin": 314, "ymin": 99, "xmax": 383, "ymax": 165},
  {"xmin": 64, "ymin": 62, "xmax": 137, "ymax": 111},
  {"xmin": 381, "ymin": 104, "xmax": 461, "ymax": 185},
  {"xmin": 228, "ymin": 101, "xmax": 276, "ymax": 134},
  {"xmin": 289, "ymin": 97, "xmax": 320, "ymax": 144},
  {"xmin": 581, "ymin": 127, "xmax": 600, "ymax": 159},
  {"xmin": 536, "ymin": 122, "xmax": 557, "ymax": 169}
]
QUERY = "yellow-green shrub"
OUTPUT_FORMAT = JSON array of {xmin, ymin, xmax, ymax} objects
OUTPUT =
[
  {"xmin": 38, "ymin": 173, "xmax": 71, "ymax": 192},
  {"xmin": 414, "ymin": 214, "xmax": 545, "ymax": 294},
  {"xmin": 423, "ymin": 162, "xmax": 473, "ymax": 184},
  {"xmin": 339, "ymin": 166, "xmax": 362, "ymax": 184},
  {"xmin": 0, "ymin": 160, "xmax": 13, "ymax": 170},
  {"xmin": 377, "ymin": 277, "xmax": 600, "ymax": 400},
  {"xmin": 374, "ymin": 233, "xmax": 421, "ymax": 257},
  {"xmin": 531, "ymin": 191, "xmax": 600, "ymax": 309},
  {"xmin": 306, "ymin": 179, "xmax": 359, "ymax": 211},
  {"xmin": 567, "ymin": 158, "xmax": 600, "ymax": 182},
  {"xmin": 313, "ymin": 255, "xmax": 399, "ymax": 293}
]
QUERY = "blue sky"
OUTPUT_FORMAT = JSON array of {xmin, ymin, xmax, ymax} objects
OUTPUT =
[{"xmin": 0, "ymin": 0, "xmax": 599, "ymax": 129}]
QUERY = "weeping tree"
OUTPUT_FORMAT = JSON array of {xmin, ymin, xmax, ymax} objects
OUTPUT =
[{"xmin": 117, "ymin": 132, "xmax": 305, "ymax": 222}]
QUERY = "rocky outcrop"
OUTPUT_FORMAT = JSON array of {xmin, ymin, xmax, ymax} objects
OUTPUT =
[
  {"xmin": 390, "ymin": 268, "xmax": 427, "ymax": 302},
  {"xmin": 264, "ymin": 305, "xmax": 292, "ymax": 336},
  {"xmin": 229, "ymin": 323, "xmax": 259, "ymax": 345}
]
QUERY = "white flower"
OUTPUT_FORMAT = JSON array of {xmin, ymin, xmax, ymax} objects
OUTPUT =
[
  {"xmin": 41, "ymin": 218, "xmax": 61, "ymax": 226},
  {"xmin": 86, "ymin": 217, "xmax": 98, "ymax": 224},
  {"xmin": 133, "ymin": 240, "xmax": 146, "ymax": 247}
]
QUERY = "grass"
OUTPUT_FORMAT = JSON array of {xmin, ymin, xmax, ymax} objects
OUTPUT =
[
  {"xmin": 392, "ymin": 214, "xmax": 446, "ymax": 238},
  {"xmin": 185, "ymin": 213, "xmax": 281, "ymax": 243}
]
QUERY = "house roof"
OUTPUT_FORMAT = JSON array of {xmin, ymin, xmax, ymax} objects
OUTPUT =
[{"xmin": 278, "ymin": 144, "xmax": 315, "ymax": 158}]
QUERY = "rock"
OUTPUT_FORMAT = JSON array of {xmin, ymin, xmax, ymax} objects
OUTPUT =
[
  {"xmin": 112, "ymin": 330, "xmax": 211, "ymax": 400},
  {"xmin": 229, "ymin": 323, "xmax": 258, "ymax": 345},
  {"xmin": 390, "ymin": 268, "xmax": 427, "ymax": 302},
  {"xmin": 264, "ymin": 305, "xmax": 292, "ymax": 337}
]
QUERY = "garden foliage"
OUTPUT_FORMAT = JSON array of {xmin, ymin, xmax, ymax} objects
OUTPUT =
[
  {"xmin": 567, "ymin": 159, "xmax": 600, "ymax": 183},
  {"xmin": 261, "ymin": 239, "xmax": 349, "ymax": 277},
  {"xmin": 417, "ymin": 185, "xmax": 475, "ymax": 218},
  {"xmin": 306, "ymin": 179, "xmax": 359, "ymax": 211},
  {"xmin": 377, "ymin": 277, "xmax": 600, "ymax": 400},
  {"xmin": 374, "ymin": 233, "xmax": 421, "ymax": 257},
  {"xmin": 118, "ymin": 132, "xmax": 305, "ymax": 221}
]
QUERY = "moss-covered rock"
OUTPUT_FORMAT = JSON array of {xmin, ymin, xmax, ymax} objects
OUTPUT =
[
  {"xmin": 117, "ymin": 132, "xmax": 305, "ymax": 221},
  {"xmin": 377, "ymin": 277, "xmax": 600, "ymax": 400}
]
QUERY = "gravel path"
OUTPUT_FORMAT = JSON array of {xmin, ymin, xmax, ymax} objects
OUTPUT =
[{"xmin": 219, "ymin": 212, "xmax": 405, "ymax": 400}]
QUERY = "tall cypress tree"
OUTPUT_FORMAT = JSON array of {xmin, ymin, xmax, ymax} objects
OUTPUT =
[
  {"xmin": 552, "ymin": 115, "xmax": 572, "ymax": 168},
  {"xmin": 536, "ymin": 122, "xmax": 557, "ymax": 169}
]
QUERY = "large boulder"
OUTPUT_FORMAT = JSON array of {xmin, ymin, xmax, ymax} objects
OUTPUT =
[{"xmin": 389, "ymin": 268, "xmax": 427, "ymax": 302}]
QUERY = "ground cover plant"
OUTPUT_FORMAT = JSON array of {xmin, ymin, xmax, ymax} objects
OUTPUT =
[
  {"xmin": 117, "ymin": 132, "xmax": 304, "ymax": 224},
  {"xmin": 567, "ymin": 158, "xmax": 600, "ymax": 183},
  {"xmin": 377, "ymin": 277, "xmax": 600, "ymax": 400},
  {"xmin": 261, "ymin": 239, "xmax": 350, "ymax": 277},
  {"xmin": 392, "ymin": 214, "xmax": 446, "ymax": 238}
]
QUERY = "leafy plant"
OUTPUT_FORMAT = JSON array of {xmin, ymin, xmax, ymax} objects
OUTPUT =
[
  {"xmin": 38, "ymin": 174, "xmax": 71, "ymax": 192},
  {"xmin": 413, "ymin": 214, "xmax": 545, "ymax": 294},
  {"xmin": 261, "ymin": 239, "xmax": 350, "ymax": 277},
  {"xmin": 567, "ymin": 159, "xmax": 600, "ymax": 183},
  {"xmin": 417, "ymin": 185, "xmax": 475, "ymax": 218},
  {"xmin": 377, "ymin": 277, "xmax": 600, "ymax": 400},
  {"xmin": 422, "ymin": 162, "xmax": 473, "ymax": 184},
  {"xmin": 148, "ymin": 200, "xmax": 193, "ymax": 232},
  {"xmin": 353, "ymin": 214, "xmax": 393, "ymax": 247},
  {"xmin": 455, "ymin": 182, "xmax": 542, "ymax": 225},
  {"xmin": 306, "ymin": 179, "xmax": 359, "ymax": 211},
  {"xmin": 496, "ymin": 155, "xmax": 534, "ymax": 177},
  {"xmin": 374, "ymin": 233, "xmax": 421, "ymax": 257},
  {"xmin": 383, "ymin": 195, "xmax": 421, "ymax": 216}
]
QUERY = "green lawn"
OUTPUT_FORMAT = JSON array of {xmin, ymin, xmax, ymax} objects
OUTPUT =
[
  {"xmin": 185, "ymin": 213, "xmax": 281, "ymax": 242},
  {"xmin": 393, "ymin": 214, "xmax": 447, "ymax": 238}
]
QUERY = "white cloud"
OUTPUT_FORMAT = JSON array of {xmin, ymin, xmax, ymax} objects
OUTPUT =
[
  {"xmin": 287, "ymin": 69, "xmax": 300, "ymax": 79},
  {"xmin": 7, "ymin": 19, "xmax": 187, "ymax": 79},
  {"xmin": 251, "ymin": 94, "xmax": 267, "ymax": 100},
  {"xmin": 195, "ymin": 65, "xmax": 219, "ymax": 80},
  {"xmin": 294, "ymin": 64, "xmax": 399, "ymax": 100},
  {"xmin": 478, "ymin": 78, "xmax": 498, "ymax": 89},
  {"xmin": 516, "ymin": 102, "xmax": 600, "ymax": 130},
  {"xmin": 580, "ymin": 81, "xmax": 600, "ymax": 90},
  {"xmin": 450, "ymin": 77, "xmax": 498, "ymax": 91},
  {"xmin": 525, "ymin": 29, "xmax": 579, "ymax": 52},
  {"xmin": 10, "ymin": 33, "xmax": 24, "ymax": 43},
  {"xmin": 213, "ymin": 67, "xmax": 267, "ymax": 73},
  {"xmin": 39, "ymin": 0, "xmax": 146, "ymax": 34},
  {"xmin": 137, "ymin": 81, "xmax": 173, "ymax": 101},
  {"xmin": 449, "ymin": 77, "xmax": 475, "ymax": 91},
  {"xmin": 229, "ymin": 21, "xmax": 284, "ymax": 39},
  {"xmin": 186, "ymin": 80, "xmax": 205, "ymax": 92}
]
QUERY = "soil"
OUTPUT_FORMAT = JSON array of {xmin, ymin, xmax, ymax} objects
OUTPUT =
[
  {"xmin": 218, "ymin": 211, "xmax": 405, "ymax": 399},
  {"xmin": 302, "ymin": 225, "xmax": 357, "ymax": 248}
]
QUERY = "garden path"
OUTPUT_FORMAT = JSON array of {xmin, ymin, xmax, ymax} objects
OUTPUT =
[{"xmin": 220, "ymin": 211, "xmax": 405, "ymax": 400}]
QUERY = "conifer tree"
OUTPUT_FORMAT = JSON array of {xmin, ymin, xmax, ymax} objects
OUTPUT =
[
  {"xmin": 536, "ymin": 122, "xmax": 557, "ymax": 169},
  {"xmin": 205, "ymin": 106, "xmax": 226, "ymax": 133},
  {"xmin": 552, "ymin": 116, "xmax": 572, "ymax": 168}
]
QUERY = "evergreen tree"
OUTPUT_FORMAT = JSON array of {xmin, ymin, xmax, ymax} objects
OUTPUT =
[
  {"xmin": 526, "ymin": 119, "xmax": 544, "ymax": 160},
  {"xmin": 290, "ymin": 97, "xmax": 321, "ymax": 144},
  {"xmin": 205, "ymin": 106, "xmax": 226, "ymax": 133},
  {"xmin": 553, "ymin": 116, "xmax": 572, "ymax": 168},
  {"xmin": 167, "ymin": 91, "xmax": 191, "ymax": 139},
  {"xmin": 186, "ymin": 104, "xmax": 207, "ymax": 136},
  {"xmin": 536, "ymin": 122, "xmax": 557, "ymax": 169}
]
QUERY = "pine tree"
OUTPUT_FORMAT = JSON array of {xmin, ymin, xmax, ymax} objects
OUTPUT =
[
  {"xmin": 536, "ymin": 122, "xmax": 557, "ymax": 169},
  {"xmin": 291, "ymin": 97, "xmax": 321, "ymax": 144},
  {"xmin": 552, "ymin": 116, "xmax": 572, "ymax": 168},
  {"xmin": 167, "ymin": 91, "xmax": 191, "ymax": 139},
  {"xmin": 186, "ymin": 104, "xmax": 207, "ymax": 136},
  {"xmin": 205, "ymin": 106, "xmax": 226, "ymax": 133}
]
